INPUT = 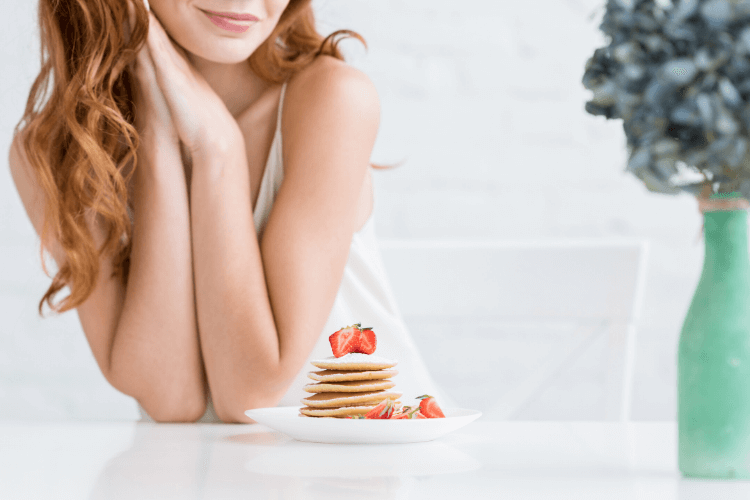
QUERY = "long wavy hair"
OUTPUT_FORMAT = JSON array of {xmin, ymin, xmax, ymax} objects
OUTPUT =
[{"xmin": 15, "ymin": 0, "xmax": 369, "ymax": 316}]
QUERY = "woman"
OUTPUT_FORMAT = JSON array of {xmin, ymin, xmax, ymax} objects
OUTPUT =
[{"xmin": 8, "ymin": 0, "xmax": 452, "ymax": 423}]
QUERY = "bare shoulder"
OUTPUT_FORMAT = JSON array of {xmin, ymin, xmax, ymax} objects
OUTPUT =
[
  {"xmin": 8, "ymin": 128, "xmax": 70, "ymax": 268},
  {"xmin": 8, "ymin": 129, "xmax": 33, "ymax": 193},
  {"xmin": 8, "ymin": 129, "xmax": 44, "ymax": 227},
  {"xmin": 283, "ymin": 55, "xmax": 380, "ymax": 130}
]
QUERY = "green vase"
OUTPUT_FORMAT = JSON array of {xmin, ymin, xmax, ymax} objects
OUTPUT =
[{"xmin": 678, "ymin": 192, "xmax": 750, "ymax": 479}]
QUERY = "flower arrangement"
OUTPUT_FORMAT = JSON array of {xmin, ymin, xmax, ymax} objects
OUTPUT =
[{"xmin": 582, "ymin": 0, "xmax": 750, "ymax": 199}]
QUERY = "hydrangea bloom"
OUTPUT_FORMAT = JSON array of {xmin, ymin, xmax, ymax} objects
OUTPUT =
[{"xmin": 583, "ymin": 0, "xmax": 750, "ymax": 197}]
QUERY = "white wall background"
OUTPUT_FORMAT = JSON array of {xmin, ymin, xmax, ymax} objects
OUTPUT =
[{"xmin": 0, "ymin": 0, "xmax": 709, "ymax": 421}]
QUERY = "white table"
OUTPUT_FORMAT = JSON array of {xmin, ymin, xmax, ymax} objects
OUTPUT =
[{"xmin": 1, "ymin": 421, "xmax": 748, "ymax": 499}]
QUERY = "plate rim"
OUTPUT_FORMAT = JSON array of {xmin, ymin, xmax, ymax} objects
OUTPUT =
[
  {"xmin": 243, "ymin": 406, "xmax": 482, "ymax": 444},
  {"xmin": 245, "ymin": 406, "xmax": 482, "ymax": 420}
]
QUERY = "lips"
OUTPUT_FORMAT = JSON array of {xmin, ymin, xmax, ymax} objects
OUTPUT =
[
  {"xmin": 201, "ymin": 9, "xmax": 258, "ymax": 33},
  {"xmin": 203, "ymin": 10, "xmax": 258, "ymax": 21}
]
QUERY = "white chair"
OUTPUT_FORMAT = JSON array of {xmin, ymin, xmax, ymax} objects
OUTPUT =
[{"xmin": 377, "ymin": 239, "xmax": 649, "ymax": 422}]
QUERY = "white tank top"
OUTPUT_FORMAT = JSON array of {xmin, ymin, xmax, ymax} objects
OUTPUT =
[{"xmin": 137, "ymin": 82, "xmax": 453, "ymax": 423}]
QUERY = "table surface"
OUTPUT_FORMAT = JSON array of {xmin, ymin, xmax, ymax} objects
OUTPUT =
[{"xmin": 1, "ymin": 420, "xmax": 749, "ymax": 499}]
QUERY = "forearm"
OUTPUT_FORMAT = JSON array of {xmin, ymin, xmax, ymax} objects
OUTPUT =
[
  {"xmin": 110, "ymin": 145, "xmax": 206, "ymax": 421},
  {"xmin": 190, "ymin": 144, "xmax": 283, "ymax": 422}
]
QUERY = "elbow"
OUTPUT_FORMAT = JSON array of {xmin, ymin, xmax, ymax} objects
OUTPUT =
[
  {"xmin": 108, "ymin": 345, "xmax": 208, "ymax": 423},
  {"xmin": 110, "ymin": 370, "xmax": 208, "ymax": 423},
  {"xmin": 143, "ymin": 396, "xmax": 208, "ymax": 423},
  {"xmin": 215, "ymin": 409, "xmax": 247, "ymax": 424},
  {"xmin": 214, "ymin": 397, "xmax": 258, "ymax": 424},
  {"xmin": 151, "ymin": 410, "xmax": 207, "ymax": 424},
  {"xmin": 214, "ymin": 383, "xmax": 287, "ymax": 424}
]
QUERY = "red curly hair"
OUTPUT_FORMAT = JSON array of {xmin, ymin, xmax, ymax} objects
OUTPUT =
[{"xmin": 14, "ymin": 0, "xmax": 367, "ymax": 316}]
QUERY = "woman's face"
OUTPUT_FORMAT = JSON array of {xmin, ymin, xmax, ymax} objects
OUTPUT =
[{"xmin": 146, "ymin": 0, "xmax": 292, "ymax": 64}]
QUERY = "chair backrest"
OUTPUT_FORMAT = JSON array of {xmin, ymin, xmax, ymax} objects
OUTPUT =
[
  {"xmin": 378, "ymin": 239, "xmax": 649, "ymax": 421},
  {"xmin": 378, "ymin": 239, "xmax": 647, "ymax": 322}
]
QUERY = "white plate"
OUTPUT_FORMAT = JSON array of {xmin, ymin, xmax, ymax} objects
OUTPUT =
[{"xmin": 244, "ymin": 406, "xmax": 482, "ymax": 444}]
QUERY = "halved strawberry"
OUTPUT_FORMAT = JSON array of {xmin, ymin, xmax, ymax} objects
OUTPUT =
[
  {"xmin": 364, "ymin": 398, "xmax": 395, "ymax": 419},
  {"xmin": 416, "ymin": 395, "xmax": 446, "ymax": 418},
  {"xmin": 356, "ymin": 327, "xmax": 377, "ymax": 354},
  {"xmin": 329, "ymin": 324, "xmax": 361, "ymax": 358},
  {"xmin": 393, "ymin": 406, "xmax": 424, "ymax": 419},
  {"xmin": 392, "ymin": 405, "xmax": 408, "ymax": 418}
]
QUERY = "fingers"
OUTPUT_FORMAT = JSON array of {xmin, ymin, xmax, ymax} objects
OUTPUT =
[
  {"xmin": 126, "ymin": 1, "xmax": 148, "ymax": 72},
  {"xmin": 131, "ymin": 11, "xmax": 165, "ymax": 87},
  {"xmin": 125, "ymin": 1, "xmax": 135, "ymax": 45},
  {"xmin": 135, "ymin": 43, "xmax": 157, "ymax": 89},
  {"xmin": 133, "ymin": 11, "xmax": 186, "ymax": 121},
  {"xmin": 125, "ymin": 0, "xmax": 150, "ymax": 43},
  {"xmin": 131, "ymin": 40, "xmax": 175, "ymax": 128},
  {"xmin": 126, "ymin": 1, "xmax": 134, "ymax": 35},
  {"xmin": 146, "ymin": 10, "xmax": 167, "ymax": 51},
  {"xmin": 145, "ymin": 10, "xmax": 191, "ymax": 70}
]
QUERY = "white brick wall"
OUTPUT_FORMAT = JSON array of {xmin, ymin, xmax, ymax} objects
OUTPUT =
[{"xmin": 0, "ymin": 0, "xmax": 709, "ymax": 420}]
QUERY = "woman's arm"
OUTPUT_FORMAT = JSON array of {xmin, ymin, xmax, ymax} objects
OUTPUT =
[
  {"xmin": 8, "ymin": 129, "xmax": 206, "ymax": 422},
  {"xmin": 110, "ymin": 25, "xmax": 208, "ymax": 421},
  {"xmin": 189, "ymin": 57, "xmax": 380, "ymax": 422},
  {"xmin": 109, "ymin": 138, "xmax": 207, "ymax": 422}
]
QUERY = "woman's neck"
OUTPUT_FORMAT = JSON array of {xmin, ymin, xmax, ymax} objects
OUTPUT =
[{"xmin": 187, "ymin": 53, "xmax": 270, "ymax": 119}]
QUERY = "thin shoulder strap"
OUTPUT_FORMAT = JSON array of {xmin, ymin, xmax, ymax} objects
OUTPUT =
[
  {"xmin": 253, "ymin": 82, "xmax": 289, "ymax": 232},
  {"xmin": 276, "ymin": 82, "xmax": 288, "ymax": 135}
]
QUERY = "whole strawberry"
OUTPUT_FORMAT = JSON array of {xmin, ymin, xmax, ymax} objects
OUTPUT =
[{"xmin": 416, "ymin": 395, "xmax": 446, "ymax": 418}]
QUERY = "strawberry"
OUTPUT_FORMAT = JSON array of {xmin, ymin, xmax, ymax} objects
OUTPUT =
[
  {"xmin": 329, "ymin": 324, "xmax": 361, "ymax": 358},
  {"xmin": 364, "ymin": 398, "xmax": 396, "ymax": 419},
  {"xmin": 416, "ymin": 395, "xmax": 446, "ymax": 418},
  {"xmin": 329, "ymin": 323, "xmax": 379, "ymax": 357},
  {"xmin": 392, "ymin": 406, "xmax": 407, "ymax": 418},
  {"xmin": 356, "ymin": 327, "xmax": 377, "ymax": 354},
  {"xmin": 393, "ymin": 406, "xmax": 424, "ymax": 419}
]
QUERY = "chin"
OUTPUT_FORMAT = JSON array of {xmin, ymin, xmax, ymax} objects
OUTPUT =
[
  {"xmin": 182, "ymin": 39, "xmax": 261, "ymax": 65},
  {"xmin": 160, "ymin": 8, "xmax": 274, "ymax": 65}
]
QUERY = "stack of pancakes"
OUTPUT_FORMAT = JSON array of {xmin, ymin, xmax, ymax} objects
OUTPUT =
[{"xmin": 299, "ymin": 353, "xmax": 401, "ymax": 418}]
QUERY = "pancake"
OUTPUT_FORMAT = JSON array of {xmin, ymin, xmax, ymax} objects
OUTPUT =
[
  {"xmin": 307, "ymin": 369, "xmax": 398, "ymax": 382},
  {"xmin": 303, "ymin": 379, "xmax": 396, "ymax": 393},
  {"xmin": 300, "ymin": 390, "xmax": 402, "ymax": 408},
  {"xmin": 298, "ymin": 405, "xmax": 376, "ymax": 418},
  {"xmin": 311, "ymin": 353, "xmax": 397, "ymax": 371},
  {"xmin": 299, "ymin": 400, "xmax": 403, "ymax": 418}
]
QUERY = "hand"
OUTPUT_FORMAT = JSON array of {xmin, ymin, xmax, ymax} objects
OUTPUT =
[
  {"xmin": 140, "ymin": 10, "xmax": 244, "ymax": 158},
  {"xmin": 127, "ymin": 1, "xmax": 180, "ymax": 151}
]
